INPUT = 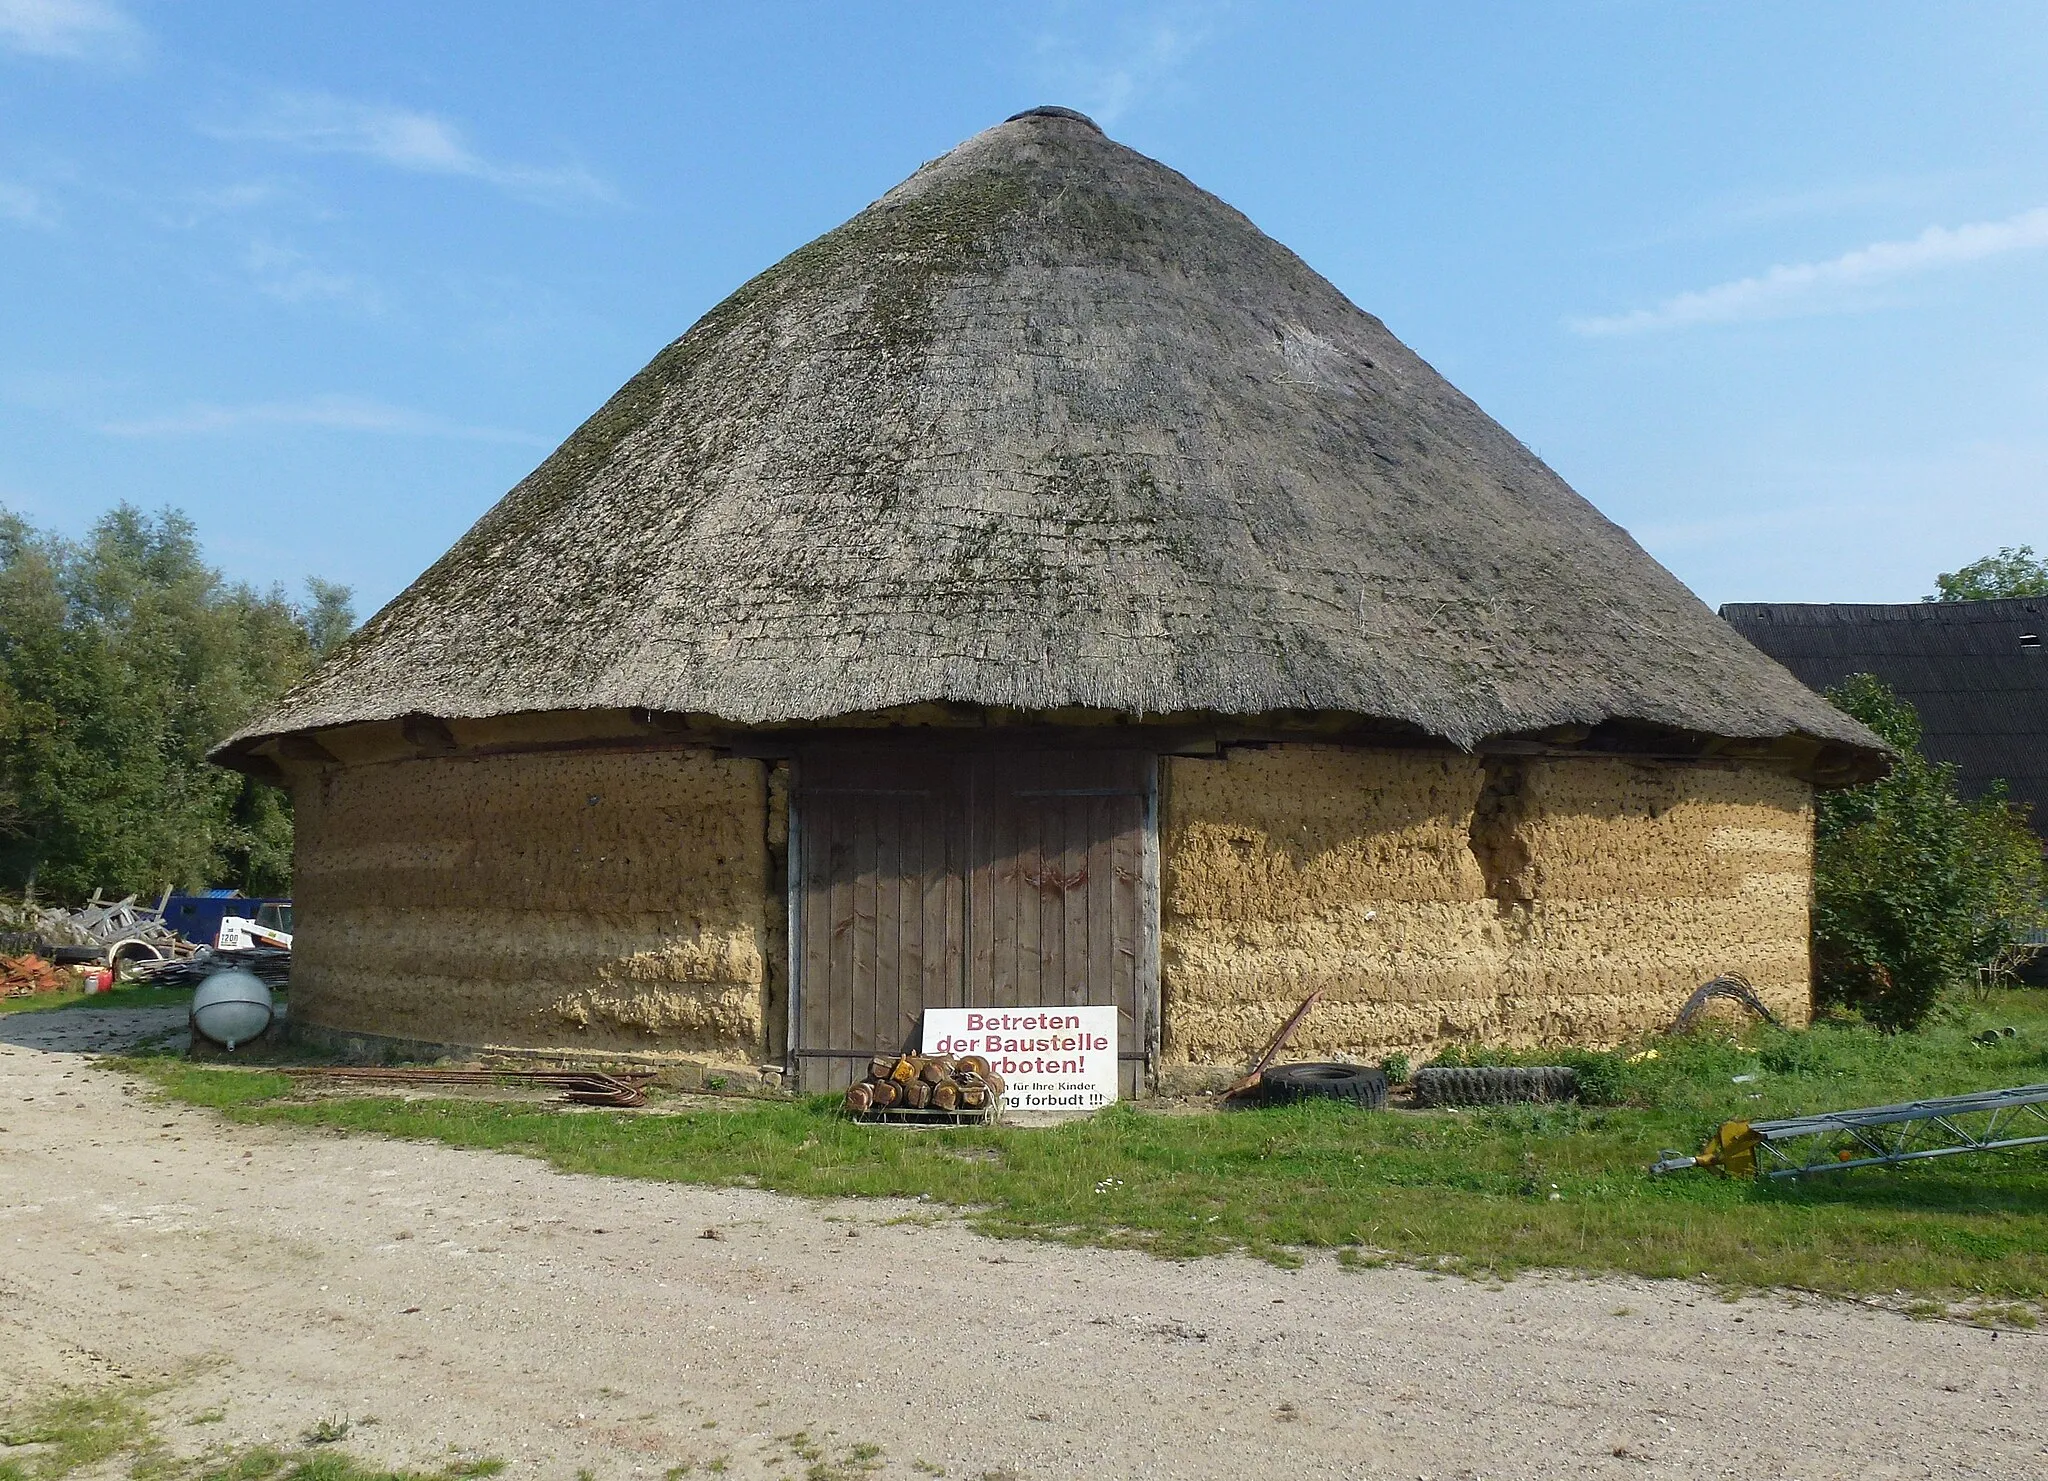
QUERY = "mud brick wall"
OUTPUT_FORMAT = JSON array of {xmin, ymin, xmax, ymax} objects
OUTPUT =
[
  {"xmin": 291, "ymin": 748, "xmax": 769, "ymax": 1061},
  {"xmin": 1159, "ymin": 745, "xmax": 1812, "ymax": 1063}
]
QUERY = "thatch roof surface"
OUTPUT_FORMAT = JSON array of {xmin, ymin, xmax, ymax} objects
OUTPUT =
[{"xmin": 227, "ymin": 108, "xmax": 1879, "ymax": 762}]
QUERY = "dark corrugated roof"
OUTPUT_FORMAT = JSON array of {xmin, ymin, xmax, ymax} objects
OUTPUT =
[{"xmin": 1721, "ymin": 597, "xmax": 2048, "ymax": 835}]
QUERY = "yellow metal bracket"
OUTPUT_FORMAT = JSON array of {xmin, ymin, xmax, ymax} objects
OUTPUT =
[
  {"xmin": 1652, "ymin": 1120, "xmax": 1764, "ymax": 1177},
  {"xmin": 1696, "ymin": 1120, "xmax": 1764, "ymax": 1178}
]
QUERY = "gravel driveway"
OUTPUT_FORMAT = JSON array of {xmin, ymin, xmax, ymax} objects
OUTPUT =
[{"xmin": 2, "ymin": 1006, "xmax": 2044, "ymax": 1480}]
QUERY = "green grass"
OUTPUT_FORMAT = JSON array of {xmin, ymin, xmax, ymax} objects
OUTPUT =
[
  {"xmin": 1, "ymin": 980, "xmax": 194, "ymax": 1016},
  {"xmin": 129, "ymin": 992, "xmax": 2048, "ymax": 1307},
  {"xmin": 0, "ymin": 1380, "xmax": 502, "ymax": 1481},
  {"xmin": 0, "ymin": 1380, "xmax": 160, "ymax": 1481}
]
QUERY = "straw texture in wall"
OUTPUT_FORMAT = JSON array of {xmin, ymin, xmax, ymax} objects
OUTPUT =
[
  {"xmin": 290, "ymin": 749, "xmax": 767, "ymax": 1059},
  {"xmin": 1160, "ymin": 745, "xmax": 1812, "ymax": 1060}
]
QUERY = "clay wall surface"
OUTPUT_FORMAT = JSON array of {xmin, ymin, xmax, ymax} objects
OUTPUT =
[
  {"xmin": 291, "ymin": 735, "xmax": 1812, "ymax": 1071},
  {"xmin": 292, "ymin": 748, "xmax": 769, "ymax": 1061},
  {"xmin": 1160, "ymin": 745, "xmax": 1812, "ymax": 1063}
]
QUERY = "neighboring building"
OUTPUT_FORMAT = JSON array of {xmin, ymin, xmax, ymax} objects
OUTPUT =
[
  {"xmin": 1721, "ymin": 598, "xmax": 2048, "ymax": 842},
  {"xmin": 216, "ymin": 108, "xmax": 1882, "ymax": 1089}
]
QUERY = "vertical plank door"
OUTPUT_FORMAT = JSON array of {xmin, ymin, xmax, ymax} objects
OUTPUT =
[
  {"xmin": 792, "ymin": 752, "xmax": 967, "ymax": 1092},
  {"xmin": 967, "ymin": 751, "xmax": 1154, "ymax": 1098},
  {"xmin": 793, "ymin": 748, "xmax": 1156, "ymax": 1097}
]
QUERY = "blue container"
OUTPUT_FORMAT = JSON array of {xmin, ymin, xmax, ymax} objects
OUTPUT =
[{"xmin": 162, "ymin": 894, "xmax": 291, "ymax": 947}]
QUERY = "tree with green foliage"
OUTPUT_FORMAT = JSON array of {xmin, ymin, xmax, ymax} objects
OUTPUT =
[
  {"xmin": 1926, "ymin": 544, "xmax": 2048, "ymax": 601},
  {"xmin": 0, "ymin": 504, "xmax": 354, "ymax": 903},
  {"xmin": 1814, "ymin": 674, "xmax": 2048, "ymax": 1030}
]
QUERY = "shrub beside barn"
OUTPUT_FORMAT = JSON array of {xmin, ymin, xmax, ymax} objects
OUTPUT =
[{"xmin": 215, "ymin": 109, "xmax": 1883, "ymax": 1090}]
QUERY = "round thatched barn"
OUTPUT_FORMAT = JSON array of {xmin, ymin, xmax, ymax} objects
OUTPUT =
[{"xmin": 217, "ymin": 107, "xmax": 1883, "ymax": 1091}]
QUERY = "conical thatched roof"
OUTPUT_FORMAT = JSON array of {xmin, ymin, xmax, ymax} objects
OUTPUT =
[{"xmin": 224, "ymin": 107, "xmax": 1880, "ymax": 767}]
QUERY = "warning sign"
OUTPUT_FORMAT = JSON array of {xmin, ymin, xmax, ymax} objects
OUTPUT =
[{"xmin": 922, "ymin": 1006, "xmax": 1120, "ymax": 1112}]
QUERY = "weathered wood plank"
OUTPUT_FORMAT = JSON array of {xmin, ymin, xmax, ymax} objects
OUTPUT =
[
  {"xmin": 849, "ymin": 792, "xmax": 877, "ymax": 1067},
  {"xmin": 1063, "ymin": 793, "xmax": 1089, "ymax": 1008},
  {"xmin": 828, "ymin": 788, "xmax": 857, "ymax": 1089},
  {"xmin": 879, "ymin": 789, "xmax": 900, "ymax": 1050},
  {"xmin": 1087, "ymin": 794, "xmax": 1115, "ymax": 1012},
  {"xmin": 1016, "ymin": 763, "xmax": 1044, "ymax": 1010},
  {"xmin": 988, "ymin": 774, "xmax": 1017, "ymax": 1008},
  {"xmin": 798, "ymin": 773, "xmax": 834, "ymax": 1091},
  {"xmin": 898, "ymin": 788, "xmax": 925, "ymax": 1052},
  {"xmin": 978, "ymin": 757, "xmax": 1003, "ymax": 1003}
]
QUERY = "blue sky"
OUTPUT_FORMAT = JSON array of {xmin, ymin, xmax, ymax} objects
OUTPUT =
[{"xmin": 2, "ymin": 2, "xmax": 2044, "ymax": 617}]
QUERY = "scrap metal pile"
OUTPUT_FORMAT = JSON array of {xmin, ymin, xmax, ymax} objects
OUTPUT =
[
  {"xmin": 29, "ymin": 891, "xmax": 188, "ymax": 969},
  {"xmin": 843, "ymin": 1053, "xmax": 1006, "ymax": 1121},
  {"xmin": 127, "ymin": 945, "xmax": 291, "ymax": 990},
  {"xmin": 7, "ymin": 889, "xmax": 292, "ymax": 988}
]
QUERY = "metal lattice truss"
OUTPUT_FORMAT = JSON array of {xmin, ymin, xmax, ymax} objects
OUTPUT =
[{"xmin": 1653, "ymin": 1082, "xmax": 2048, "ymax": 1179}]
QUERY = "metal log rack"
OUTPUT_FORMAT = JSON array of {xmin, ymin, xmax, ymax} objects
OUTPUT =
[
  {"xmin": 1653, "ymin": 1081, "xmax": 2048, "ymax": 1179},
  {"xmin": 851, "ymin": 1100, "xmax": 1002, "ymax": 1128}
]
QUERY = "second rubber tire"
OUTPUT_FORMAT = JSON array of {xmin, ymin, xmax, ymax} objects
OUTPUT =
[{"xmin": 1412, "ymin": 1065, "xmax": 1579, "ymax": 1107}]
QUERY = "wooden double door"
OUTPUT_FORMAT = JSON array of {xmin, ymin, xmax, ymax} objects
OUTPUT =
[{"xmin": 791, "ymin": 749, "xmax": 1156, "ymax": 1094}]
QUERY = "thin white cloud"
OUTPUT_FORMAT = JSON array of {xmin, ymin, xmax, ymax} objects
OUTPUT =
[
  {"xmin": 243, "ymin": 237, "xmax": 382, "ymax": 309},
  {"xmin": 1028, "ymin": 3, "xmax": 1215, "ymax": 126},
  {"xmin": 145, "ymin": 179, "xmax": 320, "ymax": 233},
  {"xmin": 1574, "ymin": 204, "xmax": 2048, "ymax": 336},
  {"xmin": 101, "ymin": 394, "xmax": 547, "ymax": 445},
  {"xmin": 0, "ymin": 0, "xmax": 141, "ymax": 61},
  {"xmin": 162, "ymin": 181, "xmax": 280, "ymax": 224},
  {"xmin": 1710, "ymin": 177, "xmax": 1951, "ymax": 231},
  {"xmin": 0, "ymin": 180, "xmax": 55, "ymax": 227},
  {"xmin": 1609, "ymin": 174, "xmax": 1962, "ymax": 257},
  {"xmin": 208, "ymin": 92, "xmax": 611, "ymax": 205}
]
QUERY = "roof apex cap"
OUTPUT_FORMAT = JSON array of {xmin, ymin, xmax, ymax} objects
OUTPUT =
[{"xmin": 1004, "ymin": 105, "xmax": 1104, "ymax": 134}]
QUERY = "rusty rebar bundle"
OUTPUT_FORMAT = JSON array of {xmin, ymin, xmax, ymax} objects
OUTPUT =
[{"xmin": 282, "ymin": 1066, "xmax": 651, "ymax": 1107}]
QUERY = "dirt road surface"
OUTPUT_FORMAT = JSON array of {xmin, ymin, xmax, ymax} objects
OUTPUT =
[{"xmin": 3, "ymin": 1007, "xmax": 2044, "ymax": 1480}]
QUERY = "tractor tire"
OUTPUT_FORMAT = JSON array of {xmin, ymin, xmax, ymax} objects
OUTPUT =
[
  {"xmin": 1258, "ymin": 1062, "xmax": 1389, "ymax": 1109},
  {"xmin": 1412, "ymin": 1065, "xmax": 1579, "ymax": 1107}
]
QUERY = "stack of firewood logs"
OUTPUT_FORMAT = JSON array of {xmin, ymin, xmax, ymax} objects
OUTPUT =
[{"xmin": 843, "ymin": 1053, "xmax": 1006, "ymax": 1115}]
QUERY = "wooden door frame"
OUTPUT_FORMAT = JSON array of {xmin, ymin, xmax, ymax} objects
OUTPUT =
[
  {"xmin": 1137, "ymin": 752, "xmax": 1161, "ymax": 1082},
  {"xmin": 784, "ymin": 745, "xmax": 1161, "ymax": 1093},
  {"xmin": 784, "ymin": 755, "xmax": 804, "ymax": 1084}
]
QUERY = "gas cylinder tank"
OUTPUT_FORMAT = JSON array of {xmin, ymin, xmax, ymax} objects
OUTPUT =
[{"xmin": 190, "ymin": 968, "xmax": 274, "ymax": 1050}]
